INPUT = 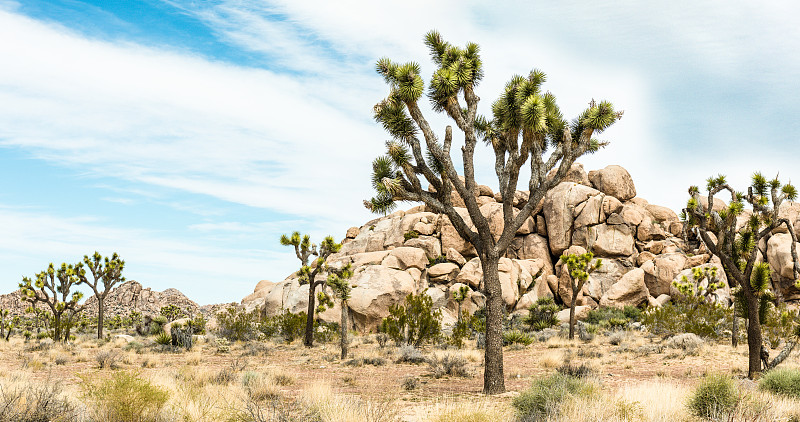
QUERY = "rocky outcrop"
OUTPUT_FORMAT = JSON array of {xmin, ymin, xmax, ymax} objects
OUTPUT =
[
  {"xmin": 248, "ymin": 162, "xmax": 800, "ymax": 331},
  {"xmin": 83, "ymin": 280, "xmax": 200, "ymax": 318}
]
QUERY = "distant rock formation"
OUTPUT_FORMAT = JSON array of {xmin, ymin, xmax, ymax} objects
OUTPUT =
[
  {"xmin": 242, "ymin": 162, "xmax": 800, "ymax": 330},
  {"xmin": 0, "ymin": 280, "xmax": 200, "ymax": 319}
]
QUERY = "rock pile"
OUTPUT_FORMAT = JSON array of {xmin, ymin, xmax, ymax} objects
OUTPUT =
[
  {"xmin": 0, "ymin": 280, "xmax": 200, "ymax": 319},
  {"xmin": 243, "ymin": 163, "xmax": 800, "ymax": 331}
]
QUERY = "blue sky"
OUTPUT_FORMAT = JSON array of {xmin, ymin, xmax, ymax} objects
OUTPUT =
[{"xmin": 1, "ymin": 1, "xmax": 799, "ymax": 304}]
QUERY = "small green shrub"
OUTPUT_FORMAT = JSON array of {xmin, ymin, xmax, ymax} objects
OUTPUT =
[
  {"xmin": 83, "ymin": 371, "xmax": 169, "ymax": 422},
  {"xmin": 403, "ymin": 230, "xmax": 420, "ymax": 241},
  {"xmin": 513, "ymin": 373, "xmax": 597, "ymax": 421},
  {"xmin": 585, "ymin": 306, "xmax": 640, "ymax": 326},
  {"xmin": 503, "ymin": 330, "xmax": 534, "ymax": 346},
  {"xmin": 428, "ymin": 255, "xmax": 449, "ymax": 266},
  {"xmin": 687, "ymin": 374, "xmax": 738, "ymax": 418},
  {"xmin": 275, "ymin": 309, "xmax": 306, "ymax": 343},
  {"xmin": 760, "ymin": 368, "xmax": 800, "ymax": 399},
  {"xmin": 215, "ymin": 306, "xmax": 259, "ymax": 342},
  {"xmin": 449, "ymin": 311, "xmax": 471, "ymax": 349},
  {"xmin": 525, "ymin": 298, "xmax": 559, "ymax": 331},
  {"xmin": 153, "ymin": 332, "xmax": 171, "ymax": 345},
  {"xmin": 379, "ymin": 293, "xmax": 441, "ymax": 347}
]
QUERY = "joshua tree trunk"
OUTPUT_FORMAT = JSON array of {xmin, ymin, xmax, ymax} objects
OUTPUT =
[
  {"xmin": 340, "ymin": 301, "xmax": 349, "ymax": 359},
  {"xmin": 746, "ymin": 293, "xmax": 763, "ymax": 378},
  {"xmin": 304, "ymin": 282, "xmax": 318, "ymax": 347},
  {"xmin": 97, "ymin": 297, "xmax": 104, "ymax": 339},
  {"xmin": 732, "ymin": 303, "xmax": 739, "ymax": 348},
  {"xmin": 569, "ymin": 289, "xmax": 579, "ymax": 340},
  {"xmin": 481, "ymin": 254, "xmax": 505, "ymax": 394}
]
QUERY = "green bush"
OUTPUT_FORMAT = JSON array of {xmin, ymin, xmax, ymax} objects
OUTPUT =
[
  {"xmin": 585, "ymin": 306, "xmax": 640, "ymax": 327},
  {"xmin": 760, "ymin": 368, "xmax": 800, "ymax": 399},
  {"xmin": 153, "ymin": 332, "xmax": 171, "ymax": 345},
  {"xmin": 642, "ymin": 300, "xmax": 730, "ymax": 339},
  {"xmin": 403, "ymin": 230, "xmax": 420, "ymax": 241},
  {"xmin": 687, "ymin": 374, "xmax": 738, "ymax": 418},
  {"xmin": 513, "ymin": 373, "xmax": 597, "ymax": 421},
  {"xmin": 187, "ymin": 314, "xmax": 206, "ymax": 335},
  {"xmin": 83, "ymin": 371, "xmax": 169, "ymax": 422},
  {"xmin": 503, "ymin": 330, "xmax": 534, "ymax": 346},
  {"xmin": 525, "ymin": 298, "xmax": 559, "ymax": 331},
  {"xmin": 448, "ymin": 311, "xmax": 471, "ymax": 348},
  {"xmin": 275, "ymin": 309, "xmax": 307, "ymax": 343},
  {"xmin": 215, "ymin": 306, "xmax": 259, "ymax": 342},
  {"xmin": 428, "ymin": 255, "xmax": 449, "ymax": 266},
  {"xmin": 379, "ymin": 293, "xmax": 441, "ymax": 347}
]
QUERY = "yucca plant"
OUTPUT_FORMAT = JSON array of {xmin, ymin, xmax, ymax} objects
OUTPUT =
[{"xmin": 364, "ymin": 30, "xmax": 621, "ymax": 394}]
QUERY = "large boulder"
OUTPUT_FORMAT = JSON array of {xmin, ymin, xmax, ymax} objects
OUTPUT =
[
  {"xmin": 404, "ymin": 236, "xmax": 441, "ymax": 260},
  {"xmin": 642, "ymin": 253, "xmax": 688, "ymax": 297},
  {"xmin": 440, "ymin": 207, "xmax": 477, "ymax": 257},
  {"xmin": 347, "ymin": 265, "xmax": 418, "ymax": 330},
  {"xmin": 543, "ymin": 182, "xmax": 602, "ymax": 255},
  {"xmin": 588, "ymin": 165, "xmax": 636, "ymax": 201},
  {"xmin": 428, "ymin": 262, "xmax": 460, "ymax": 284},
  {"xmin": 547, "ymin": 162, "xmax": 592, "ymax": 187},
  {"xmin": 599, "ymin": 268, "xmax": 648, "ymax": 308},
  {"xmin": 767, "ymin": 232, "xmax": 800, "ymax": 279},
  {"xmin": 241, "ymin": 279, "xmax": 275, "ymax": 312}
]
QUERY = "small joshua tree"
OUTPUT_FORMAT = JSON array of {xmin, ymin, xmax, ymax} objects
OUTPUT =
[
  {"xmin": 560, "ymin": 252, "xmax": 601, "ymax": 340},
  {"xmin": 19, "ymin": 263, "xmax": 85, "ymax": 342},
  {"xmin": 684, "ymin": 173, "xmax": 800, "ymax": 378},
  {"xmin": 326, "ymin": 263, "xmax": 354, "ymax": 359},
  {"xmin": 280, "ymin": 231, "xmax": 342, "ymax": 347},
  {"xmin": 76, "ymin": 252, "xmax": 125, "ymax": 339}
]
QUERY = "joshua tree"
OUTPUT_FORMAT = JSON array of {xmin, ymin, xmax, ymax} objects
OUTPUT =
[
  {"xmin": 76, "ymin": 252, "xmax": 125, "ymax": 339},
  {"xmin": 326, "ymin": 263, "xmax": 354, "ymax": 359},
  {"xmin": 364, "ymin": 31, "xmax": 620, "ymax": 393},
  {"xmin": 19, "ymin": 263, "xmax": 86, "ymax": 342},
  {"xmin": 560, "ymin": 252, "xmax": 601, "ymax": 340},
  {"xmin": 684, "ymin": 173, "xmax": 800, "ymax": 378},
  {"xmin": 280, "ymin": 231, "xmax": 342, "ymax": 347}
]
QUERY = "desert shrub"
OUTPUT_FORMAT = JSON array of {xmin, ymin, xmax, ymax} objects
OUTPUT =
[
  {"xmin": 503, "ymin": 330, "xmax": 534, "ymax": 346},
  {"xmin": 607, "ymin": 331, "xmax": 626, "ymax": 346},
  {"xmin": 585, "ymin": 306, "xmax": 640, "ymax": 327},
  {"xmin": 345, "ymin": 356, "xmax": 386, "ymax": 367},
  {"xmin": 83, "ymin": 371, "xmax": 169, "ymax": 422},
  {"xmin": 313, "ymin": 320, "xmax": 339, "ymax": 344},
  {"xmin": 403, "ymin": 230, "xmax": 419, "ymax": 241},
  {"xmin": 96, "ymin": 349, "xmax": 121, "ymax": 369},
  {"xmin": 665, "ymin": 333, "xmax": 704, "ymax": 354},
  {"xmin": 556, "ymin": 362, "xmax": 596, "ymax": 378},
  {"xmin": 513, "ymin": 373, "xmax": 597, "ymax": 421},
  {"xmin": 449, "ymin": 311, "xmax": 471, "ymax": 349},
  {"xmin": 0, "ymin": 380, "xmax": 78, "ymax": 422},
  {"xmin": 379, "ymin": 293, "xmax": 441, "ymax": 347},
  {"xmin": 762, "ymin": 304, "xmax": 799, "ymax": 349},
  {"xmin": 187, "ymin": 314, "xmax": 206, "ymax": 335},
  {"xmin": 275, "ymin": 309, "xmax": 306, "ymax": 343},
  {"xmin": 760, "ymin": 368, "xmax": 800, "ymax": 399},
  {"xmin": 643, "ymin": 274, "xmax": 732, "ymax": 339},
  {"xmin": 402, "ymin": 376, "xmax": 419, "ymax": 390},
  {"xmin": 687, "ymin": 374, "xmax": 738, "ymax": 418},
  {"xmin": 215, "ymin": 337, "xmax": 230, "ymax": 353},
  {"xmin": 396, "ymin": 345, "xmax": 426, "ymax": 364},
  {"xmin": 216, "ymin": 306, "xmax": 259, "ymax": 341},
  {"xmin": 525, "ymin": 298, "xmax": 559, "ymax": 331},
  {"xmin": 428, "ymin": 255, "xmax": 449, "ymax": 266},
  {"xmin": 427, "ymin": 354, "xmax": 470, "ymax": 378}
]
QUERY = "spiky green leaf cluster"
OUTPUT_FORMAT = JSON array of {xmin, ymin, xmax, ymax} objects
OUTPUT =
[
  {"xmin": 425, "ymin": 30, "xmax": 483, "ymax": 111},
  {"xmin": 559, "ymin": 252, "xmax": 600, "ymax": 282}
]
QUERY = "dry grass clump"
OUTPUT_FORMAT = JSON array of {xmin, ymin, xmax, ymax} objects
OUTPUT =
[
  {"xmin": 424, "ymin": 399, "xmax": 514, "ymax": 422},
  {"xmin": 303, "ymin": 381, "xmax": 398, "ymax": 422},
  {"xmin": 0, "ymin": 376, "xmax": 78, "ymax": 422},
  {"xmin": 538, "ymin": 350, "xmax": 563, "ymax": 368}
]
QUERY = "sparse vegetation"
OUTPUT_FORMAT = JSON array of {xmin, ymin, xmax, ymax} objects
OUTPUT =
[
  {"xmin": 525, "ymin": 298, "xmax": 560, "ymax": 331},
  {"xmin": 380, "ymin": 293, "xmax": 442, "ymax": 347},
  {"xmin": 760, "ymin": 368, "xmax": 800, "ymax": 399},
  {"xmin": 513, "ymin": 373, "xmax": 598, "ymax": 421},
  {"xmin": 686, "ymin": 373, "xmax": 739, "ymax": 418}
]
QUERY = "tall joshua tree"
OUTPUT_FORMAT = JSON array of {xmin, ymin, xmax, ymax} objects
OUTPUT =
[
  {"xmin": 19, "ymin": 263, "xmax": 85, "ymax": 342},
  {"xmin": 365, "ymin": 31, "xmax": 621, "ymax": 393},
  {"xmin": 684, "ymin": 173, "xmax": 800, "ymax": 378},
  {"xmin": 280, "ymin": 231, "xmax": 341, "ymax": 347},
  {"xmin": 77, "ymin": 252, "xmax": 125, "ymax": 339}
]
